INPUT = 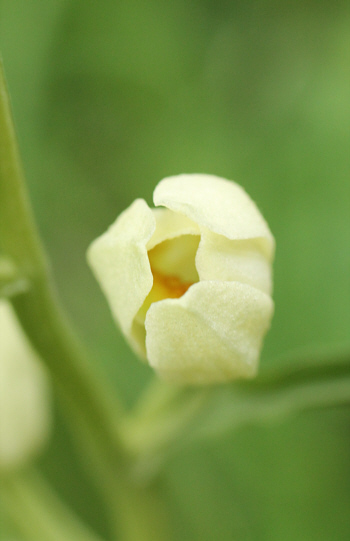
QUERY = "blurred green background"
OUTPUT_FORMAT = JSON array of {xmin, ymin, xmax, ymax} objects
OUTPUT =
[{"xmin": 1, "ymin": 1, "xmax": 350, "ymax": 539}]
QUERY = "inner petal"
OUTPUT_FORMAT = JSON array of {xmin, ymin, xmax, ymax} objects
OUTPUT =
[{"xmin": 136, "ymin": 234, "xmax": 200, "ymax": 323}]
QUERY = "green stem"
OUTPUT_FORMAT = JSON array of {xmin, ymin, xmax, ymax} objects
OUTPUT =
[
  {"xmin": 193, "ymin": 348, "xmax": 350, "ymax": 439},
  {"xmin": 122, "ymin": 380, "xmax": 209, "ymax": 481},
  {"xmin": 0, "ymin": 470, "xmax": 106, "ymax": 541},
  {"xmin": 0, "ymin": 58, "xmax": 126, "ymax": 478},
  {"xmin": 123, "ymin": 349, "xmax": 350, "ymax": 479},
  {"xmin": 0, "ymin": 58, "xmax": 172, "ymax": 541},
  {"xmin": 110, "ymin": 478, "xmax": 172, "ymax": 541}
]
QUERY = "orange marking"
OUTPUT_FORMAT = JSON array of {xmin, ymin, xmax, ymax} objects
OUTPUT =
[{"xmin": 151, "ymin": 269, "xmax": 193, "ymax": 299}]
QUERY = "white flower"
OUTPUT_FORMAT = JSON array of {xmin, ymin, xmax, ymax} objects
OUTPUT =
[
  {"xmin": 88, "ymin": 174, "xmax": 275, "ymax": 384},
  {"xmin": 0, "ymin": 300, "xmax": 51, "ymax": 471}
]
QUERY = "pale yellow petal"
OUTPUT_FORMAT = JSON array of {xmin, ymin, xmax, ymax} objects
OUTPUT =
[
  {"xmin": 148, "ymin": 235, "xmax": 200, "ymax": 283},
  {"xmin": 146, "ymin": 208, "xmax": 199, "ymax": 250},
  {"xmin": 153, "ymin": 174, "xmax": 274, "ymax": 258},
  {"xmin": 145, "ymin": 281, "xmax": 274, "ymax": 384},
  {"xmin": 0, "ymin": 301, "xmax": 51, "ymax": 471},
  {"xmin": 147, "ymin": 208, "xmax": 200, "ymax": 282},
  {"xmin": 87, "ymin": 199, "xmax": 155, "ymax": 355},
  {"xmin": 196, "ymin": 228, "xmax": 273, "ymax": 295}
]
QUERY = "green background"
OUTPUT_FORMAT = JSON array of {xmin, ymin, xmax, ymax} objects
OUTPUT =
[{"xmin": 1, "ymin": 1, "xmax": 350, "ymax": 539}]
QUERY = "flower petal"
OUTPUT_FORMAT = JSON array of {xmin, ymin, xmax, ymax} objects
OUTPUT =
[
  {"xmin": 147, "ymin": 208, "xmax": 200, "ymax": 282},
  {"xmin": 145, "ymin": 281, "xmax": 274, "ymax": 384},
  {"xmin": 149, "ymin": 235, "xmax": 200, "ymax": 283},
  {"xmin": 0, "ymin": 301, "xmax": 50, "ymax": 470},
  {"xmin": 146, "ymin": 208, "xmax": 199, "ymax": 250},
  {"xmin": 153, "ymin": 174, "xmax": 275, "ymax": 257},
  {"xmin": 196, "ymin": 228, "xmax": 273, "ymax": 295},
  {"xmin": 87, "ymin": 199, "xmax": 155, "ymax": 355}
]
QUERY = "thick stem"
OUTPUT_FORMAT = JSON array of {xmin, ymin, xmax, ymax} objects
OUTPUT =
[
  {"xmin": 0, "ymin": 59, "xmax": 172, "ymax": 541},
  {"xmin": 110, "ymin": 478, "xmax": 172, "ymax": 541},
  {"xmin": 0, "ymin": 58, "xmax": 126, "ymax": 479}
]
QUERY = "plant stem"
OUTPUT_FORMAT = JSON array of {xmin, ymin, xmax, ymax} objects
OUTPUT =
[
  {"xmin": 0, "ymin": 470, "xmax": 106, "ymax": 541},
  {"xmin": 0, "ymin": 58, "xmax": 174, "ymax": 541},
  {"xmin": 123, "ymin": 349, "xmax": 350, "ymax": 478},
  {"xmin": 122, "ymin": 380, "xmax": 209, "ymax": 481},
  {"xmin": 110, "ymin": 478, "xmax": 172, "ymax": 541},
  {"xmin": 0, "ymin": 59, "xmax": 126, "ymax": 478},
  {"xmin": 194, "ymin": 348, "xmax": 350, "ymax": 437}
]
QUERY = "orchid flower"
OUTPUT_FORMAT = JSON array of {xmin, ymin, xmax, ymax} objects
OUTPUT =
[{"xmin": 88, "ymin": 174, "xmax": 274, "ymax": 384}]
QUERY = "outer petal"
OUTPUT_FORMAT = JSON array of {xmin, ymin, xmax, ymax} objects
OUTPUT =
[
  {"xmin": 145, "ymin": 281, "xmax": 274, "ymax": 384},
  {"xmin": 87, "ymin": 199, "xmax": 155, "ymax": 355},
  {"xmin": 153, "ymin": 174, "xmax": 275, "ymax": 258},
  {"xmin": 0, "ymin": 301, "xmax": 51, "ymax": 471},
  {"xmin": 196, "ymin": 228, "xmax": 273, "ymax": 295}
]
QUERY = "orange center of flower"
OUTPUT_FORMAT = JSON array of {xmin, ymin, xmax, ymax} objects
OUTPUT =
[
  {"xmin": 135, "ymin": 234, "xmax": 200, "ymax": 324},
  {"xmin": 136, "ymin": 268, "xmax": 194, "ymax": 324},
  {"xmin": 151, "ymin": 268, "xmax": 193, "ymax": 300}
]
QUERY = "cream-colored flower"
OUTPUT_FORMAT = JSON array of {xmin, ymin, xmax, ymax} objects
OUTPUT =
[
  {"xmin": 0, "ymin": 300, "xmax": 51, "ymax": 471},
  {"xmin": 88, "ymin": 174, "xmax": 275, "ymax": 384}
]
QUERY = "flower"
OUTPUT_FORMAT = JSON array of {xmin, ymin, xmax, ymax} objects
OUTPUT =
[
  {"xmin": 0, "ymin": 300, "xmax": 51, "ymax": 471},
  {"xmin": 88, "ymin": 174, "xmax": 275, "ymax": 384}
]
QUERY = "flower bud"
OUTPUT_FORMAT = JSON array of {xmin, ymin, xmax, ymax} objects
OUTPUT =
[
  {"xmin": 0, "ymin": 301, "xmax": 51, "ymax": 471},
  {"xmin": 88, "ymin": 174, "xmax": 275, "ymax": 384}
]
